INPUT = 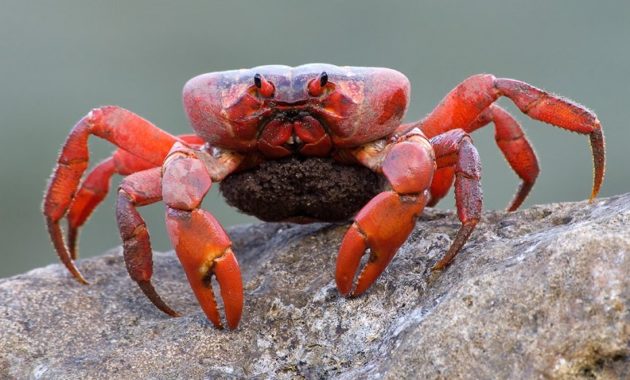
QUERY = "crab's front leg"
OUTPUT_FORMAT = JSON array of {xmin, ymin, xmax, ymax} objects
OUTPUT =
[
  {"xmin": 335, "ymin": 131, "xmax": 434, "ymax": 296},
  {"xmin": 162, "ymin": 143, "xmax": 244, "ymax": 329}
]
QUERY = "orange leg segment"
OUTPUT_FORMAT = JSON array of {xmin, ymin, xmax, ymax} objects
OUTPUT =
[
  {"xmin": 116, "ymin": 167, "xmax": 180, "ymax": 317},
  {"xmin": 421, "ymin": 74, "xmax": 605, "ymax": 203},
  {"xmin": 427, "ymin": 104, "xmax": 539, "ymax": 211},
  {"xmin": 429, "ymin": 129, "xmax": 483, "ymax": 270},
  {"xmin": 66, "ymin": 157, "xmax": 117, "ymax": 259}
]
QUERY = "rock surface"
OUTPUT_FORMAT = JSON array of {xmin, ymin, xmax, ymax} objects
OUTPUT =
[{"xmin": 1, "ymin": 194, "xmax": 629, "ymax": 379}]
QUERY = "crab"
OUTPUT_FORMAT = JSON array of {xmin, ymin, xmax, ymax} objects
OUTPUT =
[{"xmin": 43, "ymin": 64, "xmax": 605, "ymax": 329}]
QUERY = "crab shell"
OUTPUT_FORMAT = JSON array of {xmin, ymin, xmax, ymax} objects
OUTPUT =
[{"xmin": 182, "ymin": 64, "xmax": 411, "ymax": 152}]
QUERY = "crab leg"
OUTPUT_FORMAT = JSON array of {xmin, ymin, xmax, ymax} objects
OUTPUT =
[
  {"xmin": 429, "ymin": 129, "xmax": 483, "ymax": 270},
  {"xmin": 67, "ymin": 152, "xmax": 154, "ymax": 259},
  {"xmin": 162, "ymin": 143, "xmax": 244, "ymax": 329},
  {"xmin": 66, "ymin": 135, "xmax": 206, "ymax": 259},
  {"xmin": 336, "ymin": 132, "xmax": 433, "ymax": 296},
  {"xmin": 427, "ymin": 104, "xmax": 539, "ymax": 211},
  {"xmin": 420, "ymin": 74, "xmax": 605, "ymax": 201},
  {"xmin": 66, "ymin": 157, "xmax": 118, "ymax": 259},
  {"xmin": 43, "ymin": 106, "xmax": 180, "ymax": 283},
  {"xmin": 115, "ymin": 167, "xmax": 180, "ymax": 317}
]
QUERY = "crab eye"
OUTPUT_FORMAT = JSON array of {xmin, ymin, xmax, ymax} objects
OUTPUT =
[
  {"xmin": 319, "ymin": 71, "xmax": 328, "ymax": 87},
  {"xmin": 308, "ymin": 71, "xmax": 328, "ymax": 97},
  {"xmin": 254, "ymin": 73, "xmax": 275, "ymax": 97}
]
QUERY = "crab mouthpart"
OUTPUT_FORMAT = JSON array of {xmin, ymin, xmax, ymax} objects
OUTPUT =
[{"xmin": 257, "ymin": 114, "xmax": 332, "ymax": 158}]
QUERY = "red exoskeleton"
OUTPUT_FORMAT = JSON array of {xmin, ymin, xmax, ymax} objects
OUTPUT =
[{"xmin": 43, "ymin": 64, "xmax": 605, "ymax": 329}]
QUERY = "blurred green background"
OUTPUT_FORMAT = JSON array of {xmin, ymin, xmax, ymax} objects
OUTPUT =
[{"xmin": 1, "ymin": 1, "xmax": 628, "ymax": 277}]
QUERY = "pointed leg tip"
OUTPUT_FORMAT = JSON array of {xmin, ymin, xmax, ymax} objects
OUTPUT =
[
  {"xmin": 589, "ymin": 184, "xmax": 602, "ymax": 202},
  {"xmin": 137, "ymin": 280, "xmax": 181, "ymax": 318},
  {"xmin": 47, "ymin": 218, "xmax": 88, "ymax": 283},
  {"xmin": 162, "ymin": 307, "xmax": 181, "ymax": 318},
  {"xmin": 431, "ymin": 264, "xmax": 442, "ymax": 272},
  {"xmin": 66, "ymin": 261, "xmax": 89, "ymax": 285}
]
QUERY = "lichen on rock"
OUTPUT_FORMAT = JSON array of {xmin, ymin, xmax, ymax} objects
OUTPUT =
[{"xmin": 1, "ymin": 194, "xmax": 629, "ymax": 379}]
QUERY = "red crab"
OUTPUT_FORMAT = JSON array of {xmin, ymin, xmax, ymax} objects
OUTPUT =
[{"xmin": 43, "ymin": 64, "xmax": 605, "ymax": 329}]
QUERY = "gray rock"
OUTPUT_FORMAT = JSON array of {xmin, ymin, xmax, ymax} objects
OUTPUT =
[{"xmin": 1, "ymin": 194, "xmax": 629, "ymax": 379}]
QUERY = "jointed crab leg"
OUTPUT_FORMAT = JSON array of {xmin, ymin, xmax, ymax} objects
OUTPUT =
[
  {"xmin": 116, "ymin": 167, "xmax": 179, "ymax": 317},
  {"xmin": 336, "ymin": 132, "xmax": 433, "ymax": 296},
  {"xmin": 427, "ymin": 104, "xmax": 539, "ymax": 211},
  {"xmin": 66, "ymin": 135, "xmax": 205, "ymax": 259},
  {"xmin": 66, "ymin": 157, "xmax": 118, "ymax": 259},
  {"xmin": 421, "ymin": 74, "xmax": 605, "ymax": 201},
  {"xmin": 67, "ymin": 152, "xmax": 154, "ymax": 259},
  {"xmin": 429, "ymin": 129, "xmax": 483, "ymax": 270},
  {"xmin": 162, "ymin": 143, "xmax": 244, "ymax": 329},
  {"xmin": 43, "ymin": 106, "xmax": 179, "ymax": 283}
]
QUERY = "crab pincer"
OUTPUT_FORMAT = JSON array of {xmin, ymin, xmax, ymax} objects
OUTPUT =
[
  {"xmin": 162, "ymin": 144, "xmax": 243, "ymax": 329},
  {"xmin": 336, "ymin": 134, "xmax": 433, "ymax": 296},
  {"xmin": 336, "ymin": 191, "xmax": 428, "ymax": 296},
  {"xmin": 165, "ymin": 209, "xmax": 243, "ymax": 329}
]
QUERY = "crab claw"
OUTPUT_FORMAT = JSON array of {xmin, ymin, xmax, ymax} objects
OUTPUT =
[
  {"xmin": 336, "ymin": 191, "xmax": 427, "ymax": 297},
  {"xmin": 166, "ymin": 208, "xmax": 243, "ymax": 329}
]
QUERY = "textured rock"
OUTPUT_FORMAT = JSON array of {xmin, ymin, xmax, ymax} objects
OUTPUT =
[{"xmin": 1, "ymin": 194, "xmax": 629, "ymax": 379}]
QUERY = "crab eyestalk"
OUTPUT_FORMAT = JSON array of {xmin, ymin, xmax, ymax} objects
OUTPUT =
[
  {"xmin": 254, "ymin": 73, "xmax": 275, "ymax": 98},
  {"xmin": 307, "ymin": 71, "xmax": 328, "ymax": 97}
]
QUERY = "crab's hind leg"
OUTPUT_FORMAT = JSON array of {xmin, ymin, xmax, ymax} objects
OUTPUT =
[
  {"xmin": 162, "ymin": 143, "xmax": 244, "ymax": 329},
  {"xmin": 466, "ymin": 105, "xmax": 539, "ymax": 211},
  {"xmin": 420, "ymin": 74, "xmax": 604, "ymax": 202},
  {"xmin": 429, "ymin": 129, "xmax": 483, "ymax": 270},
  {"xmin": 43, "ymin": 106, "xmax": 179, "ymax": 283},
  {"xmin": 66, "ymin": 157, "xmax": 117, "ymax": 259},
  {"xmin": 116, "ymin": 167, "xmax": 180, "ymax": 317},
  {"xmin": 426, "ymin": 104, "xmax": 539, "ymax": 211},
  {"xmin": 336, "ymin": 132, "xmax": 433, "ymax": 296},
  {"xmin": 66, "ymin": 152, "xmax": 154, "ymax": 259}
]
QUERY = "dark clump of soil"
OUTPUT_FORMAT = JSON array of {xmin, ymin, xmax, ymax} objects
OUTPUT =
[{"xmin": 219, "ymin": 157, "xmax": 385, "ymax": 222}]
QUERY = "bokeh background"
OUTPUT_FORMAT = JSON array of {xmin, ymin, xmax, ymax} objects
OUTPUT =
[{"xmin": 1, "ymin": 1, "xmax": 629, "ymax": 277}]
